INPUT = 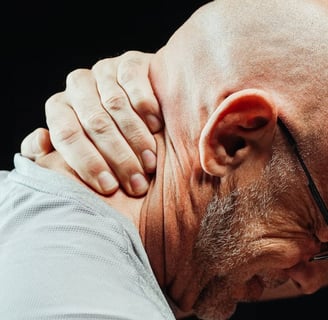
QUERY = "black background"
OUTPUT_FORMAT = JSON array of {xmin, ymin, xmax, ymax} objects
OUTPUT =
[{"xmin": 1, "ymin": 0, "xmax": 326, "ymax": 319}]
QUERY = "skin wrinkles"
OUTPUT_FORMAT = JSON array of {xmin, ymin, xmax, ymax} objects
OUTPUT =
[
  {"xmin": 189, "ymin": 142, "xmax": 322, "ymax": 319},
  {"xmin": 144, "ymin": 5, "xmax": 328, "ymax": 309},
  {"xmin": 28, "ymin": 1, "xmax": 328, "ymax": 319}
]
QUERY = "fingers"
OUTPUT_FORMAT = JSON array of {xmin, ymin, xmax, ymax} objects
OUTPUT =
[
  {"xmin": 46, "ymin": 88, "xmax": 150, "ymax": 197},
  {"xmin": 65, "ymin": 68, "xmax": 153, "ymax": 193},
  {"xmin": 45, "ymin": 91, "xmax": 120, "ymax": 195},
  {"xmin": 20, "ymin": 128, "xmax": 53, "ymax": 160},
  {"xmin": 92, "ymin": 53, "xmax": 160, "ymax": 173},
  {"xmin": 45, "ymin": 51, "xmax": 160, "ymax": 197}
]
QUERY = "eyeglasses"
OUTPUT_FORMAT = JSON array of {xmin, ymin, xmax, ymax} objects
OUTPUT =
[{"xmin": 277, "ymin": 118, "xmax": 328, "ymax": 261}]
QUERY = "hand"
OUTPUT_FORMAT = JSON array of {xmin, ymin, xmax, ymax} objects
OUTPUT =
[{"xmin": 21, "ymin": 51, "xmax": 162, "ymax": 196}]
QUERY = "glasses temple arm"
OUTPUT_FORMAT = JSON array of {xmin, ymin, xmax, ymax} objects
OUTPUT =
[{"xmin": 277, "ymin": 118, "xmax": 328, "ymax": 224}]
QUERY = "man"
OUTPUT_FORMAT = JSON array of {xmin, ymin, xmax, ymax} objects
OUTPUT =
[{"xmin": 4, "ymin": 0, "xmax": 328, "ymax": 319}]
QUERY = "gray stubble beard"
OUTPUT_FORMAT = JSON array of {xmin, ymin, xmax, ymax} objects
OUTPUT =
[{"xmin": 192, "ymin": 146, "xmax": 295, "ymax": 319}]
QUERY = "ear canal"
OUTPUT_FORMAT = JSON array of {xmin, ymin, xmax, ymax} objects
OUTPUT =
[
  {"xmin": 199, "ymin": 89, "xmax": 277, "ymax": 177},
  {"xmin": 216, "ymin": 113, "xmax": 270, "ymax": 157},
  {"xmin": 218, "ymin": 134, "xmax": 246, "ymax": 157}
]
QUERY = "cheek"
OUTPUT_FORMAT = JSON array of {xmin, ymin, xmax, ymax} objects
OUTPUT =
[{"xmin": 244, "ymin": 233, "xmax": 318, "ymax": 273}]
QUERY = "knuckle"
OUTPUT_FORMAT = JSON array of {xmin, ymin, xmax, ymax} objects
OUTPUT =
[
  {"xmin": 117, "ymin": 61, "xmax": 141, "ymax": 86},
  {"xmin": 118, "ymin": 123, "xmax": 150, "ymax": 149},
  {"xmin": 102, "ymin": 94, "xmax": 127, "ymax": 113},
  {"xmin": 78, "ymin": 154, "xmax": 106, "ymax": 177},
  {"xmin": 128, "ymin": 131, "xmax": 149, "ymax": 147},
  {"xmin": 92, "ymin": 58, "xmax": 116, "ymax": 75},
  {"xmin": 127, "ymin": 89, "xmax": 153, "ymax": 111},
  {"xmin": 118, "ymin": 52, "xmax": 146, "ymax": 84},
  {"xmin": 121, "ymin": 50, "xmax": 145, "ymax": 66},
  {"xmin": 82, "ymin": 112, "xmax": 112, "ymax": 136},
  {"xmin": 118, "ymin": 118, "xmax": 139, "ymax": 133},
  {"xmin": 45, "ymin": 92, "xmax": 65, "ymax": 109},
  {"xmin": 113, "ymin": 153, "xmax": 137, "ymax": 172},
  {"xmin": 50, "ymin": 125, "xmax": 81, "ymax": 146},
  {"xmin": 66, "ymin": 68, "xmax": 90, "ymax": 88}
]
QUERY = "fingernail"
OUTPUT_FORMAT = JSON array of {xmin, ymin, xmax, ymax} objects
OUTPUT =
[
  {"xmin": 146, "ymin": 114, "xmax": 162, "ymax": 132},
  {"xmin": 98, "ymin": 171, "xmax": 119, "ymax": 193},
  {"xmin": 141, "ymin": 149, "xmax": 157, "ymax": 173},
  {"xmin": 130, "ymin": 173, "xmax": 149, "ymax": 195}
]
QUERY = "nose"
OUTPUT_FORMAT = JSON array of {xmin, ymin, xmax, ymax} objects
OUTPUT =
[{"xmin": 284, "ymin": 261, "xmax": 324, "ymax": 294}]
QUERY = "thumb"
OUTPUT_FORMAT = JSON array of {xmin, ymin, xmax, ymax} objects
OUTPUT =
[{"xmin": 20, "ymin": 128, "xmax": 54, "ymax": 160}]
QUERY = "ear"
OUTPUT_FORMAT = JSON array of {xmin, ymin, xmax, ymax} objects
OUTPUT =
[{"xmin": 199, "ymin": 89, "xmax": 277, "ymax": 177}]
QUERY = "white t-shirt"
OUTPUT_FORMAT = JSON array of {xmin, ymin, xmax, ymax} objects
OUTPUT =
[{"xmin": 0, "ymin": 154, "xmax": 175, "ymax": 320}]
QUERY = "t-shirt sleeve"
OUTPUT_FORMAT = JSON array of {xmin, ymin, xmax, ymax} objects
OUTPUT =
[{"xmin": 0, "ymin": 174, "xmax": 174, "ymax": 320}]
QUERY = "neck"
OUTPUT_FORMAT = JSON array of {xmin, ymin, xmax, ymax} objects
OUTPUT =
[
  {"xmin": 138, "ymin": 130, "xmax": 216, "ymax": 310},
  {"xmin": 36, "ymin": 136, "xmax": 215, "ymax": 310}
]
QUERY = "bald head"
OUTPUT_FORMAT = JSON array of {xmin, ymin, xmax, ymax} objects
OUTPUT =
[
  {"xmin": 151, "ymin": 0, "xmax": 328, "ymax": 123},
  {"xmin": 146, "ymin": 2, "xmax": 328, "ymax": 316}
]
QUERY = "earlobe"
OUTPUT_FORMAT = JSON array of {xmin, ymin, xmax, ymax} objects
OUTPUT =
[{"xmin": 199, "ymin": 89, "xmax": 277, "ymax": 177}]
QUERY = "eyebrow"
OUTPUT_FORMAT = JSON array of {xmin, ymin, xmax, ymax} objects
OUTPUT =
[{"xmin": 277, "ymin": 117, "xmax": 328, "ymax": 225}]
